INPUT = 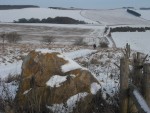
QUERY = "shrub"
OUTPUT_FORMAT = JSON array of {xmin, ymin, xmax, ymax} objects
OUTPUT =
[
  {"xmin": 41, "ymin": 35, "xmax": 55, "ymax": 45},
  {"xmin": 73, "ymin": 90, "xmax": 118, "ymax": 113},
  {"xmin": 6, "ymin": 32, "xmax": 22, "ymax": 43},
  {"xmin": 0, "ymin": 82, "xmax": 14, "ymax": 112},
  {"xmin": 100, "ymin": 42, "xmax": 108, "ymax": 48},
  {"xmin": 0, "ymin": 32, "xmax": 6, "ymax": 52},
  {"xmin": 74, "ymin": 38, "xmax": 87, "ymax": 46},
  {"xmin": 0, "ymin": 74, "xmax": 21, "ymax": 112},
  {"xmin": 90, "ymin": 58, "xmax": 100, "ymax": 64},
  {"xmin": 14, "ymin": 18, "xmax": 28, "ymax": 23}
]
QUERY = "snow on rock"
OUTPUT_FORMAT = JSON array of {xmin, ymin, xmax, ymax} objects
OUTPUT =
[
  {"xmin": 90, "ymin": 82, "xmax": 101, "ymax": 94},
  {"xmin": 70, "ymin": 74, "xmax": 76, "ymax": 78},
  {"xmin": 64, "ymin": 49, "xmax": 97, "ymax": 59},
  {"xmin": 35, "ymin": 48, "xmax": 56, "ymax": 54},
  {"xmin": 46, "ymin": 75, "xmax": 67, "ymax": 87},
  {"xmin": 46, "ymin": 92, "xmax": 88, "ymax": 113},
  {"xmin": 58, "ymin": 54, "xmax": 82, "ymax": 73},
  {"xmin": 67, "ymin": 92, "xmax": 88, "ymax": 106},
  {"xmin": 23, "ymin": 88, "xmax": 32, "ymax": 95},
  {"xmin": 133, "ymin": 90, "xmax": 150, "ymax": 113}
]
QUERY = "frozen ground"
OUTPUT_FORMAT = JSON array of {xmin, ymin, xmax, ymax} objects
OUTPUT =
[
  {"xmin": 0, "ymin": 44, "xmax": 123, "ymax": 106},
  {"xmin": 0, "ymin": 23, "xmax": 105, "ymax": 45}
]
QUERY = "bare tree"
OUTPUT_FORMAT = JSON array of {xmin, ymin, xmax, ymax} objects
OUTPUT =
[
  {"xmin": 41, "ymin": 35, "xmax": 54, "ymax": 45},
  {"xmin": 6, "ymin": 32, "xmax": 22, "ymax": 43},
  {"xmin": 0, "ymin": 32, "xmax": 6, "ymax": 52}
]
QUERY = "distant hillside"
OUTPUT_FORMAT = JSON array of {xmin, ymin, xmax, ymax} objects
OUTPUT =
[{"xmin": 0, "ymin": 5, "xmax": 39, "ymax": 10}]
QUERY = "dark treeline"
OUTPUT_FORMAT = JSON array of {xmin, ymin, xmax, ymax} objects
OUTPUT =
[
  {"xmin": 110, "ymin": 27, "xmax": 150, "ymax": 32},
  {"xmin": 127, "ymin": 9, "xmax": 141, "ymax": 17},
  {"xmin": 49, "ymin": 7, "xmax": 72, "ymax": 10},
  {"xmin": 0, "ymin": 5, "xmax": 39, "ymax": 10},
  {"xmin": 140, "ymin": 7, "xmax": 150, "ymax": 10},
  {"xmin": 48, "ymin": 7, "xmax": 82, "ymax": 10},
  {"xmin": 122, "ymin": 7, "xmax": 134, "ymax": 9},
  {"xmin": 14, "ymin": 17, "xmax": 86, "ymax": 24}
]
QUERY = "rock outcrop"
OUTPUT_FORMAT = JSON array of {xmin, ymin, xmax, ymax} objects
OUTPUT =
[{"xmin": 15, "ymin": 49, "xmax": 101, "ymax": 113}]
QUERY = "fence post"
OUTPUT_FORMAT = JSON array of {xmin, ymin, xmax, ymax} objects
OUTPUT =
[
  {"xmin": 129, "ymin": 52, "xmax": 142, "ymax": 112},
  {"xmin": 120, "ymin": 58, "xmax": 129, "ymax": 113},
  {"xmin": 143, "ymin": 63, "xmax": 150, "ymax": 107},
  {"xmin": 133, "ymin": 52, "xmax": 142, "ymax": 87}
]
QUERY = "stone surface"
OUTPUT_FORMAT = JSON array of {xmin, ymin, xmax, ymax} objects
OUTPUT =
[{"xmin": 15, "ymin": 49, "xmax": 100, "ymax": 112}]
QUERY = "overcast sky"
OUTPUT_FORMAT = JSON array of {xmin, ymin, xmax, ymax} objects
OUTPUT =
[{"xmin": 0, "ymin": 0, "xmax": 150, "ymax": 9}]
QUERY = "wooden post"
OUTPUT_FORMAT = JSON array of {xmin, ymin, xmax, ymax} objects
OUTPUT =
[
  {"xmin": 133, "ymin": 52, "xmax": 142, "ymax": 87},
  {"xmin": 129, "ymin": 52, "xmax": 143, "ymax": 113},
  {"xmin": 120, "ymin": 58, "xmax": 129, "ymax": 113},
  {"xmin": 143, "ymin": 63, "xmax": 150, "ymax": 107}
]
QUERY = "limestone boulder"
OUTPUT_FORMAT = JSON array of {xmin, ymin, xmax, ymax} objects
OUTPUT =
[{"xmin": 15, "ymin": 49, "xmax": 101, "ymax": 113}]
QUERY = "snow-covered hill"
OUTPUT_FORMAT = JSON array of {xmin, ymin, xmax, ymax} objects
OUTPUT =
[
  {"xmin": 1, "ymin": 8, "xmax": 150, "ymax": 26},
  {"xmin": 136, "ymin": 10, "xmax": 150, "ymax": 20},
  {"xmin": 81, "ymin": 9, "xmax": 150, "ymax": 25},
  {"xmin": 0, "ymin": 8, "xmax": 95, "ymax": 23}
]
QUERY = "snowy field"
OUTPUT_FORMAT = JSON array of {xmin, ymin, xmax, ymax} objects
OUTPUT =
[
  {"xmin": 136, "ymin": 10, "xmax": 150, "ymax": 20},
  {"xmin": 112, "ymin": 31, "xmax": 150, "ymax": 55},
  {"xmin": 81, "ymin": 9, "xmax": 150, "ymax": 25},
  {"xmin": 0, "ymin": 8, "xmax": 96, "ymax": 23},
  {"xmin": 1, "ymin": 8, "xmax": 150, "ymax": 26},
  {"xmin": 0, "ymin": 23, "xmax": 105, "ymax": 45}
]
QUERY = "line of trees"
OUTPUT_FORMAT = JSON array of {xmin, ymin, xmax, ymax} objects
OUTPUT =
[
  {"xmin": 127, "ymin": 9, "xmax": 141, "ymax": 17},
  {"xmin": 110, "ymin": 26, "xmax": 150, "ymax": 32},
  {"xmin": 0, "ymin": 5, "xmax": 39, "ymax": 10},
  {"xmin": 14, "ymin": 17, "xmax": 86, "ymax": 24},
  {"xmin": 140, "ymin": 7, "xmax": 150, "ymax": 10}
]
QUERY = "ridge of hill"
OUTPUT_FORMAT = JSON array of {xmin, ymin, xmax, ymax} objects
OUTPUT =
[{"xmin": 0, "ymin": 5, "xmax": 39, "ymax": 10}]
